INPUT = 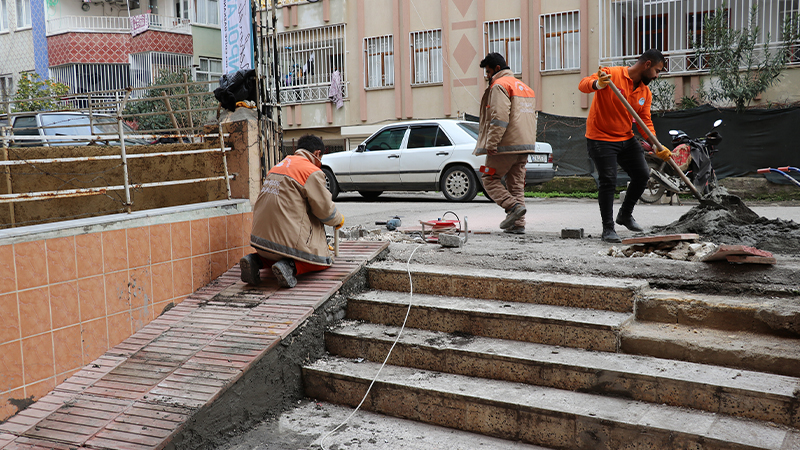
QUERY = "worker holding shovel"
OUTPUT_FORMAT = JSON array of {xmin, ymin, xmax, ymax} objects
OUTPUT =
[{"xmin": 579, "ymin": 49, "xmax": 672, "ymax": 243}]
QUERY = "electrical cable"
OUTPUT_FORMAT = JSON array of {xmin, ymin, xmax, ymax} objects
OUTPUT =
[{"xmin": 318, "ymin": 243, "xmax": 425, "ymax": 450}]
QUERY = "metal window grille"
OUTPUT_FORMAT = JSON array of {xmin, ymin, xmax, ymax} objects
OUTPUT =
[
  {"xmin": 49, "ymin": 64, "xmax": 131, "ymax": 110},
  {"xmin": 275, "ymin": 23, "xmax": 348, "ymax": 104},
  {"xmin": 540, "ymin": 11, "xmax": 580, "ymax": 71},
  {"xmin": 129, "ymin": 52, "xmax": 193, "ymax": 97},
  {"xmin": 483, "ymin": 18, "xmax": 522, "ymax": 74},
  {"xmin": 409, "ymin": 29, "xmax": 443, "ymax": 85},
  {"xmin": 781, "ymin": 0, "xmax": 800, "ymax": 62},
  {"xmin": 364, "ymin": 34, "xmax": 394, "ymax": 88},
  {"xmin": 195, "ymin": 57, "xmax": 223, "ymax": 91},
  {"xmin": 15, "ymin": 0, "xmax": 30, "ymax": 28},
  {"xmin": 599, "ymin": 0, "xmax": 800, "ymax": 74}
]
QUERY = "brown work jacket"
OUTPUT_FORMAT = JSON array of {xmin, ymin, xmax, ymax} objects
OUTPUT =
[
  {"xmin": 250, "ymin": 149, "xmax": 343, "ymax": 266},
  {"xmin": 473, "ymin": 69, "xmax": 538, "ymax": 156}
]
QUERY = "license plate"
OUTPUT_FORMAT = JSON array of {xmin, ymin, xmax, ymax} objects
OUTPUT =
[{"xmin": 529, "ymin": 154, "xmax": 548, "ymax": 163}]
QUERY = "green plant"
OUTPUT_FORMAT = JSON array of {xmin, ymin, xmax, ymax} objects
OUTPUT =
[
  {"xmin": 13, "ymin": 72, "xmax": 70, "ymax": 112},
  {"xmin": 677, "ymin": 95, "xmax": 701, "ymax": 110},
  {"xmin": 648, "ymin": 77, "xmax": 675, "ymax": 112},
  {"xmin": 123, "ymin": 69, "xmax": 216, "ymax": 132},
  {"xmin": 696, "ymin": 2, "xmax": 800, "ymax": 112}
]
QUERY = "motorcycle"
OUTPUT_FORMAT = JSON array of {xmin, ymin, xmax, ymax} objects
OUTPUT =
[{"xmin": 639, "ymin": 119, "xmax": 723, "ymax": 203}]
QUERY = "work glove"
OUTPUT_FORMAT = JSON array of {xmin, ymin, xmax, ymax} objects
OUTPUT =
[
  {"xmin": 335, "ymin": 215, "xmax": 345, "ymax": 230},
  {"xmin": 594, "ymin": 67, "xmax": 611, "ymax": 90},
  {"xmin": 655, "ymin": 145, "xmax": 673, "ymax": 162}
]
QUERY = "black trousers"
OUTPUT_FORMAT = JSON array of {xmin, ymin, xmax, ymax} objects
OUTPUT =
[{"xmin": 587, "ymin": 137, "xmax": 650, "ymax": 228}]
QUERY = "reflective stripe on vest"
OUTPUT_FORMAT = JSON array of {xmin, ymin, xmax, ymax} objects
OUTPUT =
[{"xmin": 491, "ymin": 77, "xmax": 536, "ymax": 99}]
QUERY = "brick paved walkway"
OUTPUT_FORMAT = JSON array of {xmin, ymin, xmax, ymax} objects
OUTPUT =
[{"xmin": 0, "ymin": 241, "xmax": 388, "ymax": 450}]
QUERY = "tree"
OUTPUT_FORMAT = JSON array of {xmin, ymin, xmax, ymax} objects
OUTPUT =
[
  {"xmin": 13, "ymin": 72, "xmax": 70, "ymax": 112},
  {"xmin": 648, "ymin": 77, "xmax": 675, "ymax": 113},
  {"xmin": 696, "ymin": 2, "xmax": 800, "ymax": 112}
]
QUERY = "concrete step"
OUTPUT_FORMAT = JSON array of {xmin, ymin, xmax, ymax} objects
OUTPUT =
[
  {"xmin": 621, "ymin": 321, "xmax": 800, "ymax": 378},
  {"xmin": 303, "ymin": 357, "xmax": 800, "ymax": 450},
  {"xmin": 366, "ymin": 262, "xmax": 647, "ymax": 313},
  {"xmin": 637, "ymin": 290, "xmax": 800, "ymax": 338},
  {"xmin": 326, "ymin": 321, "xmax": 800, "ymax": 428},
  {"xmin": 346, "ymin": 290, "xmax": 633, "ymax": 352}
]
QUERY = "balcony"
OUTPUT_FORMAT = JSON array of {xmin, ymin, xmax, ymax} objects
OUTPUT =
[{"xmin": 46, "ymin": 14, "xmax": 192, "ymax": 37}]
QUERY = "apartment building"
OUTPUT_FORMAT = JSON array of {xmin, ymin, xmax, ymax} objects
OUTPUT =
[{"xmin": 270, "ymin": 0, "xmax": 800, "ymax": 147}]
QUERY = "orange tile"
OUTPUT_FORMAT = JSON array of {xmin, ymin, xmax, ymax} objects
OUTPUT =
[
  {"xmin": 128, "ymin": 267, "xmax": 152, "ymax": 310},
  {"xmin": 78, "ymin": 275, "xmax": 106, "ymax": 322},
  {"xmin": 0, "ymin": 293, "xmax": 20, "ymax": 344},
  {"xmin": 0, "ymin": 388, "xmax": 25, "ymax": 422},
  {"xmin": 152, "ymin": 300, "xmax": 174, "ymax": 320},
  {"xmin": 191, "ymin": 219, "xmax": 210, "ymax": 256},
  {"xmin": 102, "ymin": 229, "xmax": 127, "ymax": 273},
  {"xmin": 46, "ymin": 236, "xmax": 76, "ymax": 285},
  {"xmin": 25, "ymin": 377, "xmax": 56, "ymax": 404},
  {"xmin": 228, "ymin": 248, "xmax": 245, "ymax": 270},
  {"xmin": 0, "ymin": 341, "xmax": 23, "ymax": 392},
  {"xmin": 57, "ymin": 368, "xmax": 79, "ymax": 385},
  {"xmin": 75, "ymin": 233, "xmax": 103, "ymax": 279},
  {"xmin": 174, "ymin": 295, "xmax": 188, "ymax": 305},
  {"xmin": 171, "ymin": 221, "xmax": 191, "ymax": 260},
  {"xmin": 226, "ymin": 214, "xmax": 243, "ymax": 250},
  {"xmin": 0, "ymin": 244, "xmax": 16, "ymax": 294},
  {"xmin": 105, "ymin": 270, "xmax": 130, "ymax": 316},
  {"xmin": 131, "ymin": 306, "xmax": 151, "ymax": 332},
  {"xmin": 191, "ymin": 255, "xmax": 211, "ymax": 291},
  {"xmin": 18, "ymin": 287, "xmax": 51, "ymax": 338},
  {"xmin": 14, "ymin": 240, "xmax": 48, "ymax": 291},
  {"xmin": 151, "ymin": 262, "xmax": 173, "ymax": 303},
  {"xmin": 242, "ymin": 212, "xmax": 253, "ymax": 247},
  {"xmin": 53, "ymin": 325, "xmax": 82, "ymax": 375},
  {"xmin": 172, "ymin": 259, "xmax": 193, "ymax": 297},
  {"xmin": 127, "ymin": 226, "xmax": 150, "ymax": 269},
  {"xmin": 21, "ymin": 333, "xmax": 55, "ymax": 384},
  {"xmin": 209, "ymin": 216, "xmax": 227, "ymax": 253},
  {"xmin": 49, "ymin": 281, "xmax": 80, "ymax": 330},
  {"xmin": 150, "ymin": 224, "xmax": 172, "ymax": 265},
  {"xmin": 107, "ymin": 312, "xmax": 132, "ymax": 348},
  {"xmin": 81, "ymin": 318, "xmax": 108, "ymax": 363},
  {"xmin": 209, "ymin": 251, "xmax": 229, "ymax": 282}
]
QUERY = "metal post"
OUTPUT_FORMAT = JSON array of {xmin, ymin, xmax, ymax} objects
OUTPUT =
[
  {"xmin": 218, "ymin": 123, "xmax": 232, "ymax": 199},
  {"xmin": 1, "ymin": 127, "xmax": 15, "ymax": 227},
  {"xmin": 183, "ymin": 72, "xmax": 194, "ymax": 133},
  {"xmin": 116, "ymin": 90, "xmax": 133, "ymax": 213}
]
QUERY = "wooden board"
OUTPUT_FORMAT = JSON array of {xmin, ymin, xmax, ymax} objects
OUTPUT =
[
  {"xmin": 621, "ymin": 234, "xmax": 700, "ymax": 245},
  {"xmin": 701, "ymin": 245, "xmax": 774, "ymax": 262}
]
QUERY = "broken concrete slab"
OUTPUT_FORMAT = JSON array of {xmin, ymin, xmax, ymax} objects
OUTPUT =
[
  {"xmin": 701, "ymin": 245, "xmax": 774, "ymax": 262},
  {"xmin": 726, "ymin": 255, "xmax": 777, "ymax": 265},
  {"xmin": 621, "ymin": 234, "xmax": 700, "ymax": 245}
]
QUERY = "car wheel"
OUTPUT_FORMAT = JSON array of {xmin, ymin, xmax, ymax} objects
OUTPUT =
[
  {"xmin": 322, "ymin": 167, "xmax": 340, "ymax": 200},
  {"xmin": 358, "ymin": 190, "xmax": 383, "ymax": 200},
  {"xmin": 441, "ymin": 165, "xmax": 478, "ymax": 202}
]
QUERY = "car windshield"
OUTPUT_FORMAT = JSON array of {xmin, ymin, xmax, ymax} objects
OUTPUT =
[
  {"xmin": 458, "ymin": 122, "xmax": 479, "ymax": 140},
  {"xmin": 39, "ymin": 114, "xmax": 144, "ymax": 145}
]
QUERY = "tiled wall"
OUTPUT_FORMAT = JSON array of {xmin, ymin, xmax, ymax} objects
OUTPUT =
[{"xmin": 0, "ymin": 205, "xmax": 253, "ymax": 421}]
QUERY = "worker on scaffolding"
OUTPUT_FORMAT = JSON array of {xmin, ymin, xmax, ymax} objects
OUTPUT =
[{"xmin": 240, "ymin": 134, "xmax": 344, "ymax": 288}]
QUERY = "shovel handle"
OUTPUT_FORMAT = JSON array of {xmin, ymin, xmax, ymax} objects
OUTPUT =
[
  {"xmin": 334, "ymin": 227, "xmax": 339, "ymax": 257},
  {"xmin": 606, "ymin": 80, "xmax": 703, "ymax": 200}
]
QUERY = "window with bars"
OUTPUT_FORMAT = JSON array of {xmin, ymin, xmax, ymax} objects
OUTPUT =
[
  {"xmin": 365, "ymin": 35, "xmax": 394, "ymax": 88},
  {"xmin": 410, "ymin": 29, "xmax": 443, "ymax": 85},
  {"xmin": 484, "ymin": 18, "xmax": 522, "ymax": 74},
  {"xmin": 1, "ymin": 0, "xmax": 8, "ymax": 32},
  {"xmin": 195, "ymin": 57, "xmax": 222, "ymax": 90},
  {"xmin": 540, "ymin": 11, "xmax": 580, "ymax": 71},
  {"xmin": 781, "ymin": 0, "xmax": 800, "ymax": 62},
  {"xmin": 193, "ymin": 0, "xmax": 218, "ymax": 25},
  {"xmin": 276, "ymin": 23, "xmax": 347, "ymax": 104},
  {"xmin": 15, "ymin": 0, "xmax": 30, "ymax": 28}
]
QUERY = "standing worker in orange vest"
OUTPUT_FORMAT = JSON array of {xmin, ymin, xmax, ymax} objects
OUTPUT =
[
  {"xmin": 579, "ymin": 49, "xmax": 672, "ymax": 243},
  {"xmin": 474, "ymin": 53, "xmax": 538, "ymax": 234},
  {"xmin": 240, "ymin": 134, "xmax": 345, "ymax": 288}
]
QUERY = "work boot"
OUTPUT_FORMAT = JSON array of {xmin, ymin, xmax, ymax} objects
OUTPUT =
[
  {"xmin": 500, "ymin": 203, "xmax": 527, "ymax": 229},
  {"xmin": 615, "ymin": 213, "xmax": 644, "ymax": 232},
  {"xmin": 602, "ymin": 228, "xmax": 622, "ymax": 243},
  {"xmin": 503, "ymin": 225, "xmax": 525, "ymax": 235},
  {"xmin": 239, "ymin": 253, "xmax": 262, "ymax": 285},
  {"xmin": 272, "ymin": 258, "xmax": 298, "ymax": 288}
]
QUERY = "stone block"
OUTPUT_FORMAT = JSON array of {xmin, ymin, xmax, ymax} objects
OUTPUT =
[{"xmin": 560, "ymin": 228, "xmax": 584, "ymax": 239}]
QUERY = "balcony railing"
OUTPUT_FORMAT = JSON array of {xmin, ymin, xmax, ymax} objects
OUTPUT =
[{"xmin": 46, "ymin": 14, "xmax": 192, "ymax": 36}]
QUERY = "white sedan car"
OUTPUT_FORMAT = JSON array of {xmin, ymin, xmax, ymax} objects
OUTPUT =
[{"xmin": 321, "ymin": 119, "xmax": 554, "ymax": 202}]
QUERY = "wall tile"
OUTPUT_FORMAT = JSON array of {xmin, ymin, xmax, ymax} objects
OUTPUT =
[
  {"xmin": 107, "ymin": 312, "xmax": 132, "ymax": 348},
  {"xmin": 131, "ymin": 306, "xmax": 151, "ymax": 333},
  {"xmin": 242, "ymin": 212, "xmax": 253, "ymax": 247},
  {"xmin": 191, "ymin": 219, "xmax": 210, "ymax": 256},
  {"xmin": 21, "ymin": 333, "xmax": 55, "ymax": 384},
  {"xmin": 18, "ymin": 287, "xmax": 51, "ymax": 338},
  {"xmin": 209, "ymin": 216, "xmax": 227, "ymax": 253},
  {"xmin": 25, "ymin": 377, "xmax": 56, "ymax": 405},
  {"xmin": 173, "ymin": 259, "xmax": 193, "ymax": 297},
  {"xmin": 0, "ymin": 341, "xmax": 23, "ymax": 391},
  {"xmin": 81, "ymin": 318, "xmax": 108, "ymax": 363},
  {"xmin": 171, "ymin": 221, "xmax": 191, "ymax": 259},
  {"xmin": 0, "ymin": 293, "xmax": 20, "ymax": 344},
  {"xmin": 150, "ymin": 224, "xmax": 172, "ymax": 264},
  {"xmin": 0, "ymin": 388, "xmax": 25, "ymax": 422},
  {"xmin": 226, "ymin": 214, "xmax": 243, "ymax": 250},
  {"xmin": 53, "ymin": 325, "xmax": 82, "ymax": 374},
  {"xmin": 209, "ymin": 251, "xmax": 228, "ymax": 282},
  {"xmin": 127, "ymin": 226, "xmax": 150, "ymax": 269},
  {"xmin": 0, "ymin": 245, "xmax": 16, "ymax": 294},
  {"xmin": 151, "ymin": 262, "xmax": 173, "ymax": 303},
  {"xmin": 152, "ymin": 300, "xmax": 173, "ymax": 321},
  {"xmin": 102, "ymin": 229, "xmax": 128, "ymax": 273},
  {"xmin": 228, "ymin": 248, "xmax": 245, "ymax": 269},
  {"xmin": 75, "ymin": 233, "xmax": 103, "ymax": 279},
  {"xmin": 46, "ymin": 237, "xmax": 76, "ymax": 285},
  {"xmin": 78, "ymin": 275, "xmax": 106, "ymax": 322},
  {"xmin": 57, "ymin": 369, "xmax": 79, "ymax": 385},
  {"xmin": 129, "ymin": 267, "xmax": 152, "ymax": 310},
  {"xmin": 191, "ymin": 255, "xmax": 211, "ymax": 291},
  {"xmin": 14, "ymin": 240, "xmax": 48, "ymax": 291},
  {"xmin": 105, "ymin": 270, "xmax": 130, "ymax": 316},
  {"xmin": 49, "ymin": 281, "xmax": 80, "ymax": 329}
]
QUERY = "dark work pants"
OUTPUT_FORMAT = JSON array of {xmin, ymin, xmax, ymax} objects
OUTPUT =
[{"xmin": 587, "ymin": 138, "xmax": 650, "ymax": 229}]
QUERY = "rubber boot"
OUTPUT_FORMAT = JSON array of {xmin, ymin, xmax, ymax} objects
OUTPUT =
[
  {"xmin": 615, "ymin": 207, "xmax": 644, "ymax": 232},
  {"xmin": 601, "ymin": 224, "xmax": 622, "ymax": 243},
  {"xmin": 239, "ymin": 253, "xmax": 262, "ymax": 285},
  {"xmin": 272, "ymin": 258, "xmax": 298, "ymax": 288}
]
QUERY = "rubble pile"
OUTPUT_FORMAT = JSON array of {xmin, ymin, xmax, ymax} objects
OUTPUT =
[{"xmin": 606, "ymin": 240, "xmax": 718, "ymax": 261}]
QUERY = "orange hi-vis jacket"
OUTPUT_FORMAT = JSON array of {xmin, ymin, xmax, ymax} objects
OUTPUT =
[
  {"xmin": 473, "ymin": 69, "xmax": 538, "ymax": 156},
  {"xmin": 579, "ymin": 66, "xmax": 656, "ymax": 142}
]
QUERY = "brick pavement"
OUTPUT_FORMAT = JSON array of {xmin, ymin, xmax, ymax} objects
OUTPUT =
[{"xmin": 0, "ymin": 241, "xmax": 388, "ymax": 450}]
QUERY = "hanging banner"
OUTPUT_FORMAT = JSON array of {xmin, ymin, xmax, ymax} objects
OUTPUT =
[
  {"xmin": 221, "ymin": 0, "xmax": 254, "ymax": 74},
  {"xmin": 130, "ymin": 14, "xmax": 150, "ymax": 37}
]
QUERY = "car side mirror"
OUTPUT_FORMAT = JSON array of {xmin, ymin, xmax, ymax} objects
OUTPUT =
[{"xmin": 357, "ymin": 143, "xmax": 366, "ymax": 153}]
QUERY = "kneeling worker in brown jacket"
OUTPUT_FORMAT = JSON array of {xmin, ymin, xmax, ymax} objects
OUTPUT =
[{"xmin": 240, "ymin": 134, "xmax": 344, "ymax": 288}]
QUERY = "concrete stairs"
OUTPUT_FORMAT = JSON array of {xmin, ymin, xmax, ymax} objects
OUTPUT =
[{"xmin": 303, "ymin": 263, "xmax": 800, "ymax": 449}]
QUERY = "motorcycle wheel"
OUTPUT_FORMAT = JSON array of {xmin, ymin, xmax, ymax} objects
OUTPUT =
[
  {"xmin": 639, "ymin": 161, "xmax": 666, "ymax": 203},
  {"xmin": 702, "ymin": 170, "xmax": 719, "ymax": 195}
]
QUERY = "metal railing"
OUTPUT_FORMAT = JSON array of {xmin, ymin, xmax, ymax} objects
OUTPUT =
[
  {"xmin": 46, "ymin": 14, "xmax": 192, "ymax": 36},
  {"xmin": 275, "ymin": 23, "xmax": 347, "ymax": 104}
]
